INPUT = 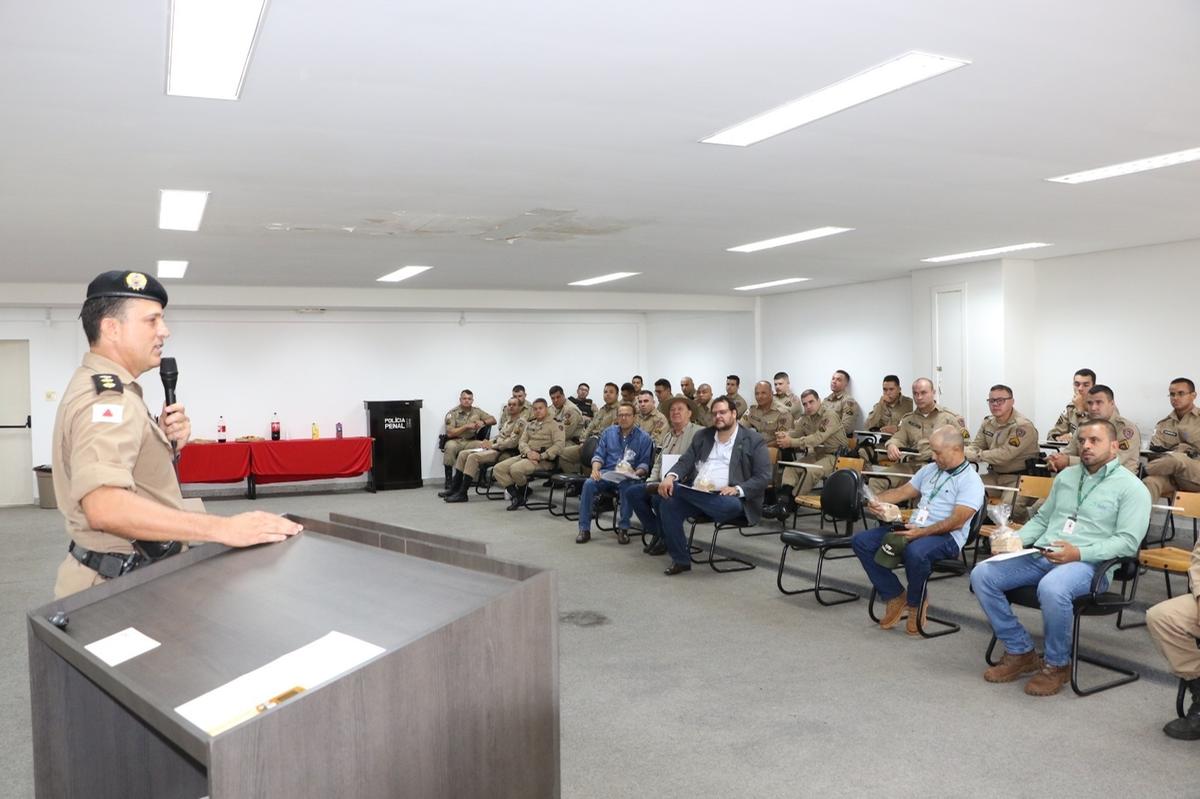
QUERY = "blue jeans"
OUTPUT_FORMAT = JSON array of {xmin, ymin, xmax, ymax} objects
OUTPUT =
[
  {"xmin": 970, "ymin": 555, "xmax": 1105, "ymax": 667},
  {"xmin": 851, "ymin": 525, "xmax": 960, "ymax": 608},
  {"xmin": 657, "ymin": 488, "xmax": 745, "ymax": 566},
  {"xmin": 578, "ymin": 478, "xmax": 619, "ymax": 533},
  {"xmin": 617, "ymin": 480, "xmax": 659, "ymax": 532}
]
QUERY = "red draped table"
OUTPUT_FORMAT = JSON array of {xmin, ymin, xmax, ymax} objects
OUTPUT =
[
  {"xmin": 177, "ymin": 442, "xmax": 252, "ymax": 484},
  {"xmin": 246, "ymin": 437, "xmax": 374, "ymax": 497}
]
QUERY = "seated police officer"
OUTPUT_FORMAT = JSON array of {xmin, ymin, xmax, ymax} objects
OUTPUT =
[{"xmin": 52, "ymin": 271, "xmax": 300, "ymax": 598}]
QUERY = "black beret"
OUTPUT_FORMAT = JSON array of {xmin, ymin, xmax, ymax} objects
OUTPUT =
[{"xmin": 85, "ymin": 271, "xmax": 168, "ymax": 308}]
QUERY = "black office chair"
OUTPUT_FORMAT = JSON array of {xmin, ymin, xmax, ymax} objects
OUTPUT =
[
  {"xmin": 866, "ymin": 507, "xmax": 985, "ymax": 638},
  {"xmin": 686, "ymin": 512, "xmax": 756, "ymax": 573},
  {"xmin": 776, "ymin": 468, "xmax": 866, "ymax": 605},
  {"xmin": 548, "ymin": 437, "xmax": 599, "ymax": 520},
  {"xmin": 983, "ymin": 555, "xmax": 1143, "ymax": 696}
]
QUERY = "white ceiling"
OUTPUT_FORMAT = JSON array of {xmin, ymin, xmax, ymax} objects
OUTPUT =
[{"xmin": 1, "ymin": 0, "xmax": 1198, "ymax": 296}]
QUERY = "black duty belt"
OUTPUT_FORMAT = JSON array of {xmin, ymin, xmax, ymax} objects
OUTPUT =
[{"xmin": 68, "ymin": 541, "xmax": 143, "ymax": 579}]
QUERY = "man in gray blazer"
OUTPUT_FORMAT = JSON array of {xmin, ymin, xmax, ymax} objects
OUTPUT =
[{"xmin": 656, "ymin": 396, "xmax": 773, "ymax": 575}]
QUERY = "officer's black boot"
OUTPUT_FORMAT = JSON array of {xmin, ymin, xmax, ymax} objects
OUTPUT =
[
  {"xmin": 507, "ymin": 484, "xmax": 528, "ymax": 511},
  {"xmin": 1164, "ymin": 678, "xmax": 1200, "ymax": 740},
  {"xmin": 445, "ymin": 476, "xmax": 473, "ymax": 503},
  {"xmin": 438, "ymin": 470, "xmax": 463, "ymax": 498},
  {"xmin": 442, "ymin": 465, "xmax": 453, "ymax": 489},
  {"xmin": 775, "ymin": 492, "xmax": 797, "ymax": 522}
]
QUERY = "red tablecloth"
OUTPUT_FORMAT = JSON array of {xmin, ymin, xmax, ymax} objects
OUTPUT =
[
  {"xmin": 177, "ymin": 442, "xmax": 252, "ymax": 484},
  {"xmin": 247, "ymin": 438, "xmax": 373, "ymax": 484}
]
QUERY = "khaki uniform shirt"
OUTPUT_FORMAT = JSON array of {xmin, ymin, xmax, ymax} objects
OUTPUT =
[
  {"xmin": 445, "ymin": 405, "xmax": 492, "ymax": 440},
  {"xmin": 889, "ymin": 405, "xmax": 971, "ymax": 462},
  {"xmin": 726, "ymin": 393, "xmax": 749, "ymax": 417},
  {"xmin": 492, "ymin": 414, "xmax": 527, "ymax": 452},
  {"xmin": 966, "ymin": 410, "xmax": 1039, "ymax": 474},
  {"xmin": 822, "ymin": 391, "xmax": 861, "ymax": 436},
  {"xmin": 515, "ymin": 401, "xmax": 533, "ymax": 422},
  {"xmin": 518, "ymin": 417, "xmax": 565, "ymax": 461},
  {"xmin": 51, "ymin": 352, "xmax": 183, "ymax": 556},
  {"xmin": 1063, "ymin": 413, "xmax": 1141, "ymax": 473},
  {"xmin": 693, "ymin": 401, "xmax": 714, "ymax": 428},
  {"xmin": 1048, "ymin": 400, "xmax": 1089, "ymax": 440},
  {"xmin": 774, "ymin": 391, "xmax": 803, "ymax": 418},
  {"xmin": 865, "ymin": 395, "xmax": 914, "ymax": 431},
  {"xmin": 584, "ymin": 401, "xmax": 619, "ymax": 438},
  {"xmin": 1150, "ymin": 406, "xmax": 1200, "ymax": 455},
  {"xmin": 784, "ymin": 407, "xmax": 850, "ymax": 457},
  {"xmin": 650, "ymin": 423, "xmax": 701, "ymax": 481},
  {"xmin": 636, "ymin": 409, "xmax": 670, "ymax": 446},
  {"xmin": 553, "ymin": 401, "xmax": 584, "ymax": 442},
  {"xmin": 740, "ymin": 402, "xmax": 791, "ymax": 441}
]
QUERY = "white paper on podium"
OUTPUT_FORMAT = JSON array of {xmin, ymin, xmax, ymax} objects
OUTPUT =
[
  {"xmin": 661, "ymin": 454, "xmax": 681, "ymax": 476},
  {"xmin": 85, "ymin": 627, "xmax": 161, "ymax": 667},
  {"xmin": 175, "ymin": 631, "xmax": 385, "ymax": 736}
]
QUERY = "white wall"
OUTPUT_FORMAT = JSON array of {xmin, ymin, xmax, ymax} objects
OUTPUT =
[
  {"xmin": 759, "ymin": 278, "xmax": 913, "ymax": 405},
  {"xmin": 644, "ymin": 311, "xmax": 755, "ymax": 396},
  {"xmin": 1032, "ymin": 237, "xmax": 1200, "ymax": 437}
]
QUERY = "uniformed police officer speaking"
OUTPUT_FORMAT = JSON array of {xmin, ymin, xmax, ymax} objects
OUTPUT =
[{"xmin": 51, "ymin": 271, "xmax": 302, "ymax": 598}]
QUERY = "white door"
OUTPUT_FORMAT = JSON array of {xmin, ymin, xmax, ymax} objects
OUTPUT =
[
  {"xmin": 0, "ymin": 340, "xmax": 33, "ymax": 506},
  {"xmin": 932, "ymin": 288, "xmax": 969, "ymax": 425}
]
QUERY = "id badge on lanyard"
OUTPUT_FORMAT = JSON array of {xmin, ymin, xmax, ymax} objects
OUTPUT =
[
  {"xmin": 1061, "ymin": 516, "xmax": 1076, "ymax": 536},
  {"xmin": 913, "ymin": 506, "xmax": 931, "ymax": 526}
]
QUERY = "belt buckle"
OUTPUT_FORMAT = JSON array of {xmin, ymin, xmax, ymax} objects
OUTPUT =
[{"xmin": 96, "ymin": 554, "xmax": 125, "ymax": 579}]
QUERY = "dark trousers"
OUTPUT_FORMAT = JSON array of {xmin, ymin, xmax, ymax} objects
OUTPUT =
[
  {"xmin": 658, "ymin": 488, "xmax": 745, "ymax": 566},
  {"xmin": 618, "ymin": 480, "xmax": 660, "ymax": 532}
]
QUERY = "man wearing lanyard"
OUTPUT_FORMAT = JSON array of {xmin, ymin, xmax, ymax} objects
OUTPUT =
[
  {"xmin": 855, "ymin": 426, "xmax": 985, "ymax": 635},
  {"xmin": 575, "ymin": 402, "xmax": 654, "ymax": 545},
  {"xmin": 971, "ymin": 418, "xmax": 1150, "ymax": 696}
]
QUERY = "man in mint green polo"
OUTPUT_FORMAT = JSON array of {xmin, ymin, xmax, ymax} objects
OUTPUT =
[{"xmin": 971, "ymin": 418, "xmax": 1150, "ymax": 696}]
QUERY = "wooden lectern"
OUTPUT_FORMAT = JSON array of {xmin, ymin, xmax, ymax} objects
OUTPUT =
[{"xmin": 27, "ymin": 515, "xmax": 559, "ymax": 798}]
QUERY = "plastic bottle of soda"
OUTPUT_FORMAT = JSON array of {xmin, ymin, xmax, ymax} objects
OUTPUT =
[
  {"xmin": 311, "ymin": 422, "xmax": 319, "ymax": 439},
  {"xmin": 336, "ymin": 422, "xmax": 343, "ymax": 439},
  {"xmin": 271, "ymin": 413, "xmax": 281, "ymax": 441},
  {"xmin": 217, "ymin": 416, "xmax": 227, "ymax": 443}
]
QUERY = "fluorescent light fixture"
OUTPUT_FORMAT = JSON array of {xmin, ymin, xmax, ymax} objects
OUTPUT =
[
  {"xmin": 156, "ymin": 260, "xmax": 189, "ymax": 279},
  {"xmin": 727, "ymin": 226, "xmax": 854, "ymax": 253},
  {"xmin": 921, "ymin": 242, "xmax": 1052, "ymax": 263},
  {"xmin": 734, "ymin": 278, "xmax": 811, "ymax": 291},
  {"xmin": 568, "ymin": 272, "xmax": 641, "ymax": 287},
  {"xmin": 1046, "ymin": 146, "xmax": 1200, "ymax": 184},
  {"xmin": 377, "ymin": 265, "xmax": 433, "ymax": 283},
  {"xmin": 167, "ymin": 0, "xmax": 269, "ymax": 100},
  {"xmin": 702, "ymin": 51, "xmax": 971, "ymax": 147},
  {"xmin": 158, "ymin": 190, "xmax": 210, "ymax": 231}
]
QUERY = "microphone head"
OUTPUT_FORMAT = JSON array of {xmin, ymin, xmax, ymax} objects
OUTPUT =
[{"xmin": 159, "ymin": 357, "xmax": 178, "ymax": 379}]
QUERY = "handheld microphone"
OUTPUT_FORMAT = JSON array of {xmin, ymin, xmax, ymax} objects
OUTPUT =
[{"xmin": 159, "ymin": 357, "xmax": 178, "ymax": 407}]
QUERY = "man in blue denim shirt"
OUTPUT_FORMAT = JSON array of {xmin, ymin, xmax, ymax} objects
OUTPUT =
[
  {"xmin": 576, "ymin": 402, "xmax": 654, "ymax": 545},
  {"xmin": 854, "ymin": 426, "xmax": 985, "ymax": 636}
]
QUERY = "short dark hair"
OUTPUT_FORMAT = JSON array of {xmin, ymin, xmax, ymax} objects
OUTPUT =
[
  {"xmin": 882, "ymin": 374, "xmax": 900, "ymax": 386},
  {"xmin": 532, "ymin": 398, "xmax": 548, "ymax": 408},
  {"xmin": 620, "ymin": 382, "xmax": 635, "ymax": 393},
  {"xmin": 578, "ymin": 382, "xmax": 590, "ymax": 390},
  {"xmin": 81, "ymin": 296, "xmax": 132, "ymax": 345},
  {"xmin": 726, "ymin": 375, "xmax": 740, "ymax": 386},
  {"xmin": 1074, "ymin": 369, "xmax": 1097, "ymax": 382},
  {"xmin": 617, "ymin": 401, "xmax": 636, "ymax": 415},
  {"xmin": 1088, "ymin": 384, "xmax": 1114, "ymax": 402},
  {"xmin": 773, "ymin": 371, "xmax": 789, "ymax": 381},
  {"xmin": 989, "ymin": 384, "xmax": 1013, "ymax": 397},
  {"xmin": 512, "ymin": 384, "xmax": 526, "ymax": 393},
  {"xmin": 710, "ymin": 395, "xmax": 736, "ymax": 413},
  {"xmin": 1079, "ymin": 418, "xmax": 1118, "ymax": 441},
  {"xmin": 604, "ymin": 382, "xmax": 619, "ymax": 392},
  {"xmin": 835, "ymin": 369, "xmax": 851, "ymax": 382},
  {"xmin": 654, "ymin": 378, "xmax": 671, "ymax": 391},
  {"xmin": 638, "ymin": 389, "xmax": 655, "ymax": 399},
  {"xmin": 549, "ymin": 385, "xmax": 564, "ymax": 396},
  {"xmin": 800, "ymin": 389, "xmax": 819, "ymax": 401},
  {"xmin": 460, "ymin": 389, "xmax": 474, "ymax": 397},
  {"xmin": 1171, "ymin": 377, "xmax": 1196, "ymax": 393},
  {"xmin": 632, "ymin": 375, "xmax": 643, "ymax": 382}
]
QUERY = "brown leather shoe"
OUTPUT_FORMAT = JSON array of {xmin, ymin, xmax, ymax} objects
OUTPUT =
[
  {"xmin": 878, "ymin": 595, "xmax": 907, "ymax": 630},
  {"xmin": 616, "ymin": 528, "xmax": 631, "ymax": 545},
  {"xmin": 905, "ymin": 600, "xmax": 929, "ymax": 636},
  {"xmin": 575, "ymin": 530, "xmax": 591, "ymax": 544},
  {"xmin": 983, "ymin": 650, "xmax": 1041, "ymax": 683},
  {"xmin": 1024, "ymin": 662, "xmax": 1071, "ymax": 696}
]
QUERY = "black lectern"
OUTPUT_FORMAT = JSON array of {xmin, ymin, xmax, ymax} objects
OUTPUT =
[{"xmin": 363, "ymin": 399, "xmax": 423, "ymax": 489}]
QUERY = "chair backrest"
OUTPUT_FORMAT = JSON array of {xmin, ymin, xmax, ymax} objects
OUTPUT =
[
  {"xmin": 1018, "ymin": 475, "xmax": 1054, "ymax": 500},
  {"xmin": 474, "ymin": 424, "xmax": 492, "ymax": 441},
  {"xmin": 1175, "ymin": 491, "xmax": 1200, "ymax": 519},
  {"xmin": 580, "ymin": 435, "xmax": 600, "ymax": 465},
  {"xmin": 835, "ymin": 456, "xmax": 865, "ymax": 472},
  {"xmin": 819, "ymin": 469, "xmax": 862, "ymax": 521},
  {"xmin": 963, "ymin": 506, "xmax": 986, "ymax": 548}
]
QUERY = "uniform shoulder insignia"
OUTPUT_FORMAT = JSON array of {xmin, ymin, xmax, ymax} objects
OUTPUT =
[
  {"xmin": 1008, "ymin": 436, "xmax": 1021, "ymax": 447},
  {"xmin": 91, "ymin": 373, "xmax": 124, "ymax": 394}
]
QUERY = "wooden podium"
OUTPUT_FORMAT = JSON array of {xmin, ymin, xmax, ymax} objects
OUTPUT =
[{"xmin": 27, "ymin": 515, "xmax": 559, "ymax": 798}]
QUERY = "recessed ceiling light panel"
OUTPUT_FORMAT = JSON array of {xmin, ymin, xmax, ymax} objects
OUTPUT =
[
  {"xmin": 921, "ymin": 242, "xmax": 1052, "ymax": 263},
  {"xmin": 156, "ymin": 260, "xmax": 189, "ymax": 279},
  {"xmin": 1046, "ymin": 147, "xmax": 1200, "ymax": 184},
  {"xmin": 734, "ymin": 278, "xmax": 811, "ymax": 291},
  {"xmin": 568, "ymin": 272, "xmax": 641, "ymax": 287},
  {"xmin": 702, "ymin": 51, "xmax": 971, "ymax": 147},
  {"xmin": 727, "ymin": 226, "xmax": 853, "ymax": 253},
  {"xmin": 158, "ymin": 189, "xmax": 210, "ymax": 231},
  {"xmin": 377, "ymin": 265, "xmax": 433, "ymax": 283},
  {"xmin": 167, "ymin": 0, "xmax": 269, "ymax": 100}
]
